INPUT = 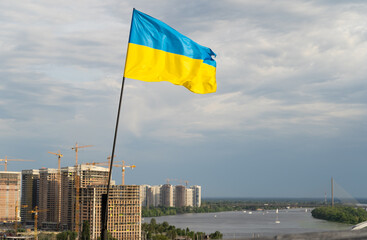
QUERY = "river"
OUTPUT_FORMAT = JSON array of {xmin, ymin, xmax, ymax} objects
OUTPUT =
[{"xmin": 143, "ymin": 208, "xmax": 351, "ymax": 239}]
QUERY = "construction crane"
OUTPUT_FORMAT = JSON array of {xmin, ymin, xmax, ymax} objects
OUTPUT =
[
  {"xmin": 29, "ymin": 206, "xmax": 48, "ymax": 240},
  {"xmin": 86, "ymin": 156, "xmax": 115, "ymax": 167},
  {"xmin": 166, "ymin": 178, "xmax": 179, "ymax": 185},
  {"xmin": 184, "ymin": 180, "xmax": 189, "ymax": 187},
  {"xmin": 71, "ymin": 143, "xmax": 93, "ymax": 236},
  {"xmin": 0, "ymin": 156, "xmax": 34, "ymax": 171},
  {"xmin": 117, "ymin": 160, "xmax": 136, "ymax": 185},
  {"xmin": 13, "ymin": 201, "xmax": 28, "ymax": 233},
  {"xmin": 166, "ymin": 178, "xmax": 189, "ymax": 186},
  {"xmin": 85, "ymin": 161, "xmax": 120, "ymax": 185},
  {"xmin": 47, "ymin": 150, "xmax": 63, "ymax": 229},
  {"xmin": 72, "ymin": 143, "xmax": 93, "ymax": 166},
  {"xmin": 88, "ymin": 158, "xmax": 135, "ymax": 185}
]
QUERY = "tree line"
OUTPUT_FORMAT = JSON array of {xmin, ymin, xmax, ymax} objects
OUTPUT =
[
  {"xmin": 142, "ymin": 218, "xmax": 222, "ymax": 240},
  {"xmin": 311, "ymin": 206, "xmax": 367, "ymax": 224},
  {"xmin": 142, "ymin": 199, "xmax": 325, "ymax": 217}
]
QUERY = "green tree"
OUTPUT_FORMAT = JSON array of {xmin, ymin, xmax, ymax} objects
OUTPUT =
[
  {"xmin": 56, "ymin": 231, "xmax": 77, "ymax": 240},
  {"xmin": 56, "ymin": 232, "xmax": 68, "ymax": 240},
  {"xmin": 166, "ymin": 229, "xmax": 177, "ymax": 240},
  {"xmin": 152, "ymin": 235, "xmax": 169, "ymax": 240},
  {"xmin": 81, "ymin": 221, "xmax": 91, "ymax": 240},
  {"xmin": 312, "ymin": 206, "xmax": 367, "ymax": 224},
  {"xmin": 209, "ymin": 231, "xmax": 223, "ymax": 239}
]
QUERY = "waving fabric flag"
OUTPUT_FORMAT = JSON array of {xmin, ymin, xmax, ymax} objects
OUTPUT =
[{"xmin": 124, "ymin": 9, "xmax": 217, "ymax": 94}]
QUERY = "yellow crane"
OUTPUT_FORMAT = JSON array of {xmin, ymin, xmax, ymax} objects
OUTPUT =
[
  {"xmin": 117, "ymin": 160, "xmax": 136, "ymax": 185},
  {"xmin": 166, "ymin": 178, "xmax": 189, "ymax": 186},
  {"xmin": 71, "ymin": 143, "xmax": 93, "ymax": 236},
  {"xmin": 87, "ymin": 157, "xmax": 135, "ymax": 185},
  {"xmin": 85, "ymin": 161, "xmax": 120, "ymax": 185},
  {"xmin": 13, "ymin": 202, "xmax": 28, "ymax": 234},
  {"xmin": 47, "ymin": 150, "xmax": 63, "ymax": 229},
  {"xmin": 29, "ymin": 206, "xmax": 48, "ymax": 240},
  {"xmin": 0, "ymin": 156, "xmax": 34, "ymax": 171}
]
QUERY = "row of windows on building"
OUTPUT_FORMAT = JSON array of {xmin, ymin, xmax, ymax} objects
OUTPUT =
[{"xmin": 140, "ymin": 184, "xmax": 201, "ymax": 207}]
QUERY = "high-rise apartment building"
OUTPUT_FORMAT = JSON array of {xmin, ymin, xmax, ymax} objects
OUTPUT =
[
  {"xmin": 141, "ymin": 184, "xmax": 201, "ymax": 208},
  {"xmin": 191, "ymin": 185, "xmax": 201, "ymax": 207},
  {"xmin": 147, "ymin": 185, "xmax": 161, "ymax": 207},
  {"xmin": 140, "ymin": 185, "xmax": 150, "ymax": 207},
  {"xmin": 0, "ymin": 171, "xmax": 21, "ymax": 222},
  {"xmin": 39, "ymin": 168, "xmax": 60, "ymax": 229},
  {"xmin": 80, "ymin": 185, "xmax": 141, "ymax": 240},
  {"xmin": 79, "ymin": 164, "xmax": 109, "ymax": 187},
  {"xmin": 21, "ymin": 169, "xmax": 39, "ymax": 224},
  {"xmin": 185, "ymin": 188, "xmax": 193, "ymax": 207},
  {"xmin": 175, "ymin": 185, "xmax": 186, "ymax": 207},
  {"xmin": 160, "ymin": 184, "xmax": 174, "ymax": 207},
  {"xmin": 61, "ymin": 166, "xmax": 76, "ymax": 230},
  {"xmin": 61, "ymin": 165, "xmax": 109, "ymax": 231}
]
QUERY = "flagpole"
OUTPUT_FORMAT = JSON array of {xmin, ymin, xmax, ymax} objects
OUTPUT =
[
  {"xmin": 100, "ymin": 9, "xmax": 135, "ymax": 240},
  {"xmin": 100, "ymin": 76, "xmax": 126, "ymax": 240}
]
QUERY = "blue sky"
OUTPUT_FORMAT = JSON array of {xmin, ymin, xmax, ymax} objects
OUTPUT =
[{"xmin": 1, "ymin": 0, "xmax": 367, "ymax": 198}]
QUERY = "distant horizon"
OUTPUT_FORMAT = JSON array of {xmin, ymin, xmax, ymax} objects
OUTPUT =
[{"xmin": 202, "ymin": 196, "xmax": 367, "ymax": 201}]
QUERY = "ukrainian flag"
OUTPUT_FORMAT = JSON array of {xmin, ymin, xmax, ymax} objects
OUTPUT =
[{"xmin": 124, "ymin": 9, "xmax": 217, "ymax": 94}]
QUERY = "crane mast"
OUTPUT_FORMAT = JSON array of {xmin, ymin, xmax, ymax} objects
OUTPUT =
[{"xmin": 71, "ymin": 143, "xmax": 93, "ymax": 237}]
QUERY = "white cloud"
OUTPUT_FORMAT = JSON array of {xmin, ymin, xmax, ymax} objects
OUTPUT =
[{"xmin": 1, "ymin": 0, "xmax": 367, "ymax": 196}]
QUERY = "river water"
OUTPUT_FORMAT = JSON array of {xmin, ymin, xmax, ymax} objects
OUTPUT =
[{"xmin": 143, "ymin": 208, "xmax": 351, "ymax": 239}]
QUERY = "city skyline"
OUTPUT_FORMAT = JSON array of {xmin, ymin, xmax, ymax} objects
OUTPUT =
[{"xmin": 1, "ymin": 0, "xmax": 367, "ymax": 198}]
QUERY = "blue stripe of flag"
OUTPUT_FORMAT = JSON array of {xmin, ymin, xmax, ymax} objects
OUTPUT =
[{"xmin": 129, "ymin": 9, "xmax": 216, "ymax": 67}]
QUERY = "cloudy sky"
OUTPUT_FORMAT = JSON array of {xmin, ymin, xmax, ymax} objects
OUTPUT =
[{"xmin": 1, "ymin": 0, "xmax": 367, "ymax": 198}]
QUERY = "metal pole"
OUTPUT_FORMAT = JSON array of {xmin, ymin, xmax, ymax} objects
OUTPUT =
[
  {"xmin": 101, "ymin": 76, "xmax": 126, "ymax": 240},
  {"xmin": 100, "ymin": 9, "xmax": 134, "ymax": 240}
]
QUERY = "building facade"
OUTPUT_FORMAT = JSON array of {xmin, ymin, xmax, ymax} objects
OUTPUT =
[
  {"xmin": 147, "ymin": 185, "xmax": 161, "ymax": 207},
  {"xmin": 80, "ymin": 185, "xmax": 141, "ymax": 240},
  {"xmin": 160, "ymin": 184, "xmax": 174, "ymax": 207},
  {"xmin": 21, "ymin": 169, "xmax": 39, "ymax": 224},
  {"xmin": 191, "ymin": 185, "xmax": 201, "ymax": 207},
  {"xmin": 0, "ymin": 171, "xmax": 21, "ymax": 222},
  {"xmin": 141, "ymin": 184, "xmax": 202, "ymax": 208},
  {"xmin": 140, "ymin": 185, "xmax": 150, "ymax": 207},
  {"xmin": 61, "ymin": 166, "xmax": 76, "ymax": 230},
  {"xmin": 38, "ymin": 168, "xmax": 60, "ymax": 229},
  {"xmin": 175, "ymin": 185, "xmax": 186, "ymax": 207},
  {"xmin": 61, "ymin": 165, "xmax": 109, "ymax": 231},
  {"xmin": 185, "ymin": 188, "xmax": 193, "ymax": 207}
]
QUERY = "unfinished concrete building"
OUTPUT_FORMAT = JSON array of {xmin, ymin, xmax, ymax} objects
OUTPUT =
[
  {"xmin": 61, "ymin": 165, "xmax": 109, "ymax": 231},
  {"xmin": 61, "ymin": 166, "xmax": 76, "ymax": 230},
  {"xmin": 174, "ymin": 185, "xmax": 186, "ymax": 207},
  {"xmin": 80, "ymin": 185, "xmax": 141, "ymax": 240},
  {"xmin": 38, "ymin": 168, "xmax": 60, "ymax": 229},
  {"xmin": 185, "ymin": 188, "xmax": 193, "ymax": 207},
  {"xmin": 21, "ymin": 169, "xmax": 39, "ymax": 225},
  {"xmin": 140, "ymin": 185, "xmax": 150, "ymax": 207},
  {"xmin": 0, "ymin": 171, "xmax": 21, "ymax": 222},
  {"xmin": 147, "ymin": 185, "xmax": 161, "ymax": 207},
  {"xmin": 191, "ymin": 185, "xmax": 201, "ymax": 207},
  {"xmin": 160, "ymin": 184, "xmax": 174, "ymax": 207}
]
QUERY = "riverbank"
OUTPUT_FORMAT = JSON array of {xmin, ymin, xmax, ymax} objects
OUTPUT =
[
  {"xmin": 312, "ymin": 206, "xmax": 367, "ymax": 224},
  {"xmin": 144, "ymin": 208, "xmax": 351, "ymax": 239},
  {"xmin": 143, "ymin": 199, "xmax": 327, "ymax": 217}
]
